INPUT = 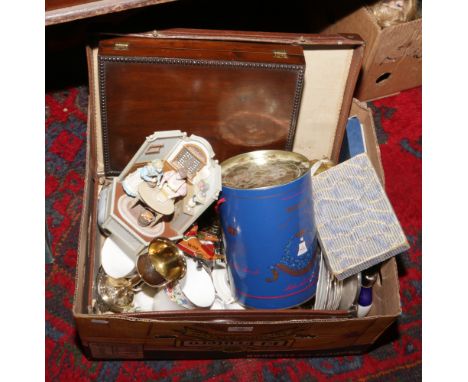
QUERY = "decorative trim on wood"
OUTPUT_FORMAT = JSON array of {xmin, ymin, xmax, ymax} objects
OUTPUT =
[{"xmin": 98, "ymin": 55, "xmax": 305, "ymax": 176}]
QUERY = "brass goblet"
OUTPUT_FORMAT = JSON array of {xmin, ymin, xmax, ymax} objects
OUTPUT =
[
  {"xmin": 141, "ymin": 237, "xmax": 187, "ymax": 286},
  {"xmin": 96, "ymin": 237, "xmax": 186, "ymax": 313}
]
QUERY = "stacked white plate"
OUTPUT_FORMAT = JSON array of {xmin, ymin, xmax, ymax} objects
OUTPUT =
[{"xmin": 314, "ymin": 250, "xmax": 360, "ymax": 311}]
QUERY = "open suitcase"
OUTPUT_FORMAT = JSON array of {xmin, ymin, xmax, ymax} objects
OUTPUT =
[{"xmin": 73, "ymin": 29, "xmax": 401, "ymax": 359}]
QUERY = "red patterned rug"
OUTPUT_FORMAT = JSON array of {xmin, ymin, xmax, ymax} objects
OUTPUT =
[{"xmin": 45, "ymin": 87, "xmax": 421, "ymax": 381}]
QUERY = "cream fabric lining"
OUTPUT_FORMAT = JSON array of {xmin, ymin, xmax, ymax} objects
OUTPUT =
[
  {"xmin": 292, "ymin": 49, "xmax": 353, "ymax": 160},
  {"xmin": 92, "ymin": 47, "xmax": 105, "ymax": 175}
]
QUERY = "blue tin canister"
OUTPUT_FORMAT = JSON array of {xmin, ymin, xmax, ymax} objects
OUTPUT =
[{"xmin": 219, "ymin": 150, "xmax": 319, "ymax": 309}]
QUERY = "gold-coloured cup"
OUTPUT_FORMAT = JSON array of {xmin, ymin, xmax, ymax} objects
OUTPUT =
[{"xmin": 136, "ymin": 237, "xmax": 187, "ymax": 288}]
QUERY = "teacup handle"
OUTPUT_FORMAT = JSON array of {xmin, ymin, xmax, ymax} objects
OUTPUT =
[{"xmin": 128, "ymin": 274, "xmax": 143, "ymax": 292}]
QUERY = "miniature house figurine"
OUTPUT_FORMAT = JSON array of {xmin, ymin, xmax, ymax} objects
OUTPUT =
[{"xmin": 99, "ymin": 130, "xmax": 222, "ymax": 258}]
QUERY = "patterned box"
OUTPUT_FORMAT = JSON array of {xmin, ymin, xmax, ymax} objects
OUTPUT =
[{"xmin": 312, "ymin": 153, "xmax": 409, "ymax": 280}]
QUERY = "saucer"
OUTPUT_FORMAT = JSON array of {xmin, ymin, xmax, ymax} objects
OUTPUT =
[
  {"xmin": 179, "ymin": 257, "xmax": 215, "ymax": 308},
  {"xmin": 212, "ymin": 267, "xmax": 235, "ymax": 304}
]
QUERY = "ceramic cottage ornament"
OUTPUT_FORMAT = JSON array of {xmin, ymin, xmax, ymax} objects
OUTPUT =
[{"xmin": 99, "ymin": 130, "xmax": 222, "ymax": 258}]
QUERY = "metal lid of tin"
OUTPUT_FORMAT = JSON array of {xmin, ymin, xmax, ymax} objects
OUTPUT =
[{"xmin": 221, "ymin": 150, "xmax": 310, "ymax": 190}]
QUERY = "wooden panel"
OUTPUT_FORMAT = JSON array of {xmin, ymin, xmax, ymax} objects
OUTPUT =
[
  {"xmin": 45, "ymin": 0, "xmax": 178, "ymax": 26},
  {"xmin": 98, "ymin": 38, "xmax": 305, "ymax": 174},
  {"xmin": 46, "ymin": 0, "xmax": 97, "ymax": 12}
]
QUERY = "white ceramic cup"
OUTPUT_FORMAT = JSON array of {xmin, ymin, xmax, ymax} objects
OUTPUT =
[
  {"xmin": 101, "ymin": 236, "xmax": 136, "ymax": 279},
  {"xmin": 178, "ymin": 257, "xmax": 215, "ymax": 308},
  {"xmin": 133, "ymin": 284, "xmax": 158, "ymax": 312},
  {"xmin": 209, "ymin": 299, "xmax": 245, "ymax": 310},
  {"xmin": 152, "ymin": 288, "xmax": 187, "ymax": 311},
  {"xmin": 210, "ymin": 298, "xmax": 226, "ymax": 310},
  {"xmin": 224, "ymin": 302, "xmax": 245, "ymax": 310},
  {"xmin": 165, "ymin": 283, "xmax": 195, "ymax": 309}
]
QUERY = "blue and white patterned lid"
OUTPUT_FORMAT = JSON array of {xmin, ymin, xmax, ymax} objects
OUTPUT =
[{"xmin": 312, "ymin": 153, "xmax": 409, "ymax": 280}]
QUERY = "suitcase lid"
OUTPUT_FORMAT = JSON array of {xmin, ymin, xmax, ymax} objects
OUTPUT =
[
  {"xmin": 90, "ymin": 35, "xmax": 305, "ymax": 176},
  {"xmin": 87, "ymin": 29, "xmax": 364, "ymax": 177}
]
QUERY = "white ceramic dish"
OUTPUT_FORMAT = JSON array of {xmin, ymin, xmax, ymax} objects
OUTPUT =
[
  {"xmin": 179, "ymin": 257, "xmax": 215, "ymax": 308},
  {"xmin": 101, "ymin": 236, "xmax": 136, "ymax": 279}
]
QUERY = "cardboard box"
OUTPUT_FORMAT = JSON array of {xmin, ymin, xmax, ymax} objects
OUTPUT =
[
  {"xmin": 323, "ymin": 5, "xmax": 421, "ymax": 101},
  {"xmin": 73, "ymin": 30, "xmax": 401, "ymax": 359}
]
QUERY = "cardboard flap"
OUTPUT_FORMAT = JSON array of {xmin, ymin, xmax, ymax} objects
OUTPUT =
[{"xmin": 88, "ymin": 29, "xmax": 364, "ymax": 176}]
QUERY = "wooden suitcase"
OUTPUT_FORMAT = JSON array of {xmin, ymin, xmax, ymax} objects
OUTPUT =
[{"xmin": 73, "ymin": 29, "xmax": 401, "ymax": 359}]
